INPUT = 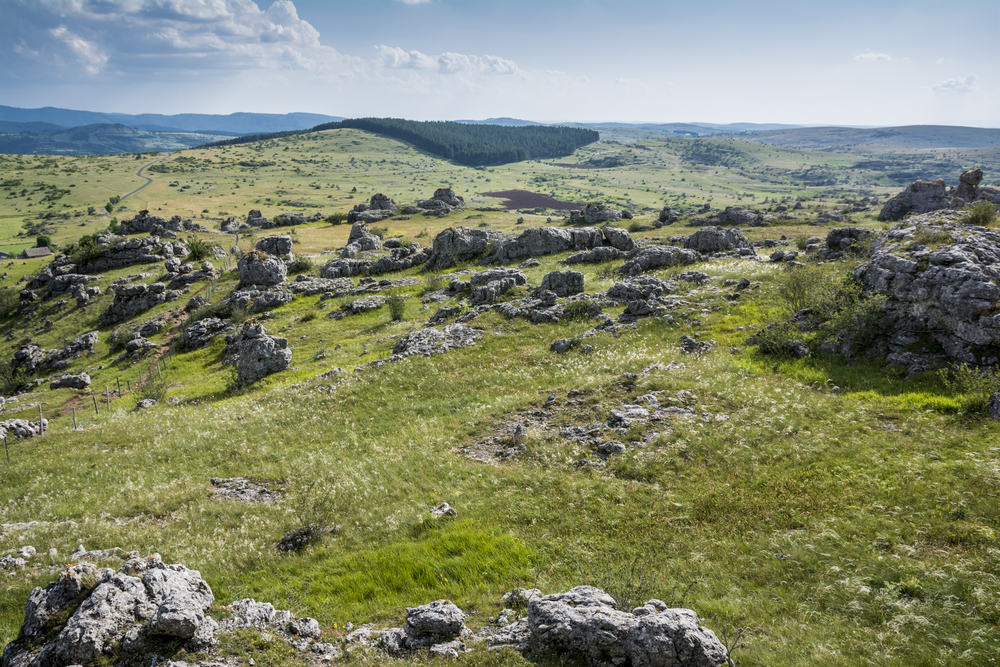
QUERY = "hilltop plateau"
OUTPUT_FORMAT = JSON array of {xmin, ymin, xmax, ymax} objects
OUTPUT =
[{"xmin": 0, "ymin": 127, "xmax": 998, "ymax": 667}]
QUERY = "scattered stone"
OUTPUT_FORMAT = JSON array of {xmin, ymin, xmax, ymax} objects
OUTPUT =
[
  {"xmin": 617, "ymin": 246, "xmax": 697, "ymax": 277},
  {"xmin": 135, "ymin": 398, "xmax": 157, "ymax": 411},
  {"xmin": 569, "ymin": 201, "xmax": 623, "ymax": 225},
  {"xmin": 255, "ymin": 236, "xmax": 293, "ymax": 258},
  {"xmin": 49, "ymin": 373, "xmax": 91, "ymax": 390},
  {"xmin": 540, "ymin": 270, "xmax": 584, "ymax": 297},
  {"xmin": 431, "ymin": 503, "xmax": 458, "ymax": 517},
  {"xmin": 679, "ymin": 335, "xmax": 715, "ymax": 355},
  {"xmin": 180, "ymin": 318, "xmax": 235, "ymax": 351}
]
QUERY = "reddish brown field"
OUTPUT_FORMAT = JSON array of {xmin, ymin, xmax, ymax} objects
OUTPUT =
[{"xmin": 480, "ymin": 189, "xmax": 583, "ymax": 210}]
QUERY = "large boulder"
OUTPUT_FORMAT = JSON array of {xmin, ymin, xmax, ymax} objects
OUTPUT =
[
  {"xmin": 486, "ymin": 226, "xmax": 603, "ymax": 264},
  {"xmin": 424, "ymin": 227, "xmax": 506, "ymax": 271},
  {"xmin": 255, "ymin": 236, "xmax": 293, "ymax": 258},
  {"xmin": 489, "ymin": 586, "xmax": 731, "ymax": 667},
  {"xmin": 878, "ymin": 179, "xmax": 950, "ymax": 221},
  {"xmin": 1, "ymin": 556, "xmax": 217, "ymax": 667},
  {"xmin": 602, "ymin": 225, "xmax": 636, "ymax": 251},
  {"xmin": 180, "ymin": 318, "xmax": 235, "ymax": 351},
  {"xmin": 238, "ymin": 251, "xmax": 287, "ymax": 287},
  {"xmin": 855, "ymin": 214, "xmax": 1000, "ymax": 366},
  {"xmin": 235, "ymin": 322, "xmax": 292, "ymax": 385},
  {"xmin": 49, "ymin": 373, "xmax": 91, "ymax": 390},
  {"xmin": 540, "ymin": 271, "xmax": 584, "ymax": 297},
  {"xmin": 569, "ymin": 202, "xmax": 623, "ymax": 225},
  {"xmin": 618, "ymin": 246, "xmax": 697, "ymax": 277},
  {"xmin": 100, "ymin": 283, "xmax": 180, "ymax": 326},
  {"xmin": 683, "ymin": 227, "xmax": 752, "ymax": 254}
]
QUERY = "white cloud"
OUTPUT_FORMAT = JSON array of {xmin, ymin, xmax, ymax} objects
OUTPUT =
[
  {"xmin": 375, "ymin": 45, "xmax": 517, "ymax": 75},
  {"xmin": 49, "ymin": 25, "xmax": 108, "ymax": 74},
  {"xmin": 854, "ymin": 51, "xmax": 891, "ymax": 62},
  {"xmin": 19, "ymin": 0, "xmax": 359, "ymax": 77},
  {"xmin": 934, "ymin": 74, "xmax": 976, "ymax": 95},
  {"xmin": 395, "ymin": 0, "xmax": 432, "ymax": 4}
]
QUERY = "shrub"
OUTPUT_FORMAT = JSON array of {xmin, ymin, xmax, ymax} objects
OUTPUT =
[
  {"xmin": 912, "ymin": 227, "xmax": 952, "ymax": 246},
  {"xmin": 108, "ymin": 327, "xmax": 134, "ymax": 352},
  {"xmin": 370, "ymin": 226, "xmax": 389, "ymax": 239},
  {"xmin": 794, "ymin": 235, "xmax": 809, "ymax": 251},
  {"xmin": 0, "ymin": 287, "xmax": 17, "ymax": 319},
  {"xmin": 0, "ymin": 359, "xmax": 25, "ymax": 396},
  {"xmin": 278, "ymin": 478, "xmax": 341, "ymax": 553},
  {"xmin": 965, "ymin": 201, "xmax": 998, "ymax": 227},
  {"xmin": 70, "ymin": 235, "xmax": 102, "ymax": 267},
  {"xmin": 35, "ymin": 235, "xmax": 51, "ymax": 248},
  {"xmin": 938, "ymin": 364, "xmax": 1000, "ymax": 414},
  {"xmin": 287, "ymin": 256, "xmax": 314, "ymax": 275},
  {"xmin": 563, "ymin": 299, "xmax": 592, "ymax": 321},
  {"xmin": 421, "ymin": 275, "xmax": 445, "ymax": 295},
  {"xmin": 300, "ymin": 311, "xmax": 317, "ymax": 323},
  {"xmin": 628, "ymin": 220, "xmax": 643, "ymax": 233},
  {"xmin": 137, "ymin": 377, "xmax": 168, "ymax": 404},
  {"xmin": 326, "ymin": 211, "xmax": 348, "ymax": 225},
  {"xmin": 229, "ymin": 305, "xmax": 250, "ymax": 326},
  {"xmin": 187, "ymin": 237, "xmax": 211, "ymax": 262},
  {"xmin": 387, "ymin": 294, "xmax": 405, "ymax": 321},
  {"xmin": 775, "ymin": 264, "xmax": 838, "ymax": 315}
]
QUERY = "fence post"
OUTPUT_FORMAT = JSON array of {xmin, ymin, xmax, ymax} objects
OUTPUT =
[
  {"xmin": 106, "ymin": 386, "xmax": 111, "ymax": 410},
  {"xmin": 93, "ymin": 395, "xmax": 99, "ymax": 416},
  {"xmin": 127, "ymin": 379, "xmax": 131, "ymax": 392},
  {"xmin": 38, "ymin": 404, "xmax": 44, "ymax": 436},
  {"xmin": 117, "ymin": 377, "xmax": 121, "ymax": 396},
  {"xmin": 4, "ymin": 436, "xmax": 8, "ymax": 463},
  {"xmin": 73, "ymin": 407, "xmax": 77, "ymax": 430}
]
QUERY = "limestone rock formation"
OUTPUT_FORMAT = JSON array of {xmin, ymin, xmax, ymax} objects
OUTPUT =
[
  {"xmin": 99, "ymin": 283, "xmax": 180, "ymax": 326},
  {"xmin": 235, "ymin": 321, "xmax": 292, "ymax": 385},
  {"xmin": 540, "ymin": 270, "xmax": 584, "ymax": 297},
  {"xmin": 49, "ymin": 373, "xmax": 91, "ymax": 390},
  {"xmin": 486, "ymin": 226, "xmax": 603, "ymax": 265},
  {"xmin": 569, "ymin": 202, "xmax": 623, "ymax": 225},
  {"xmin": 618, "ymin": 246, "xmax": 697, "ymax": 277},
  {"xmin": 255, "ymin": 235, "xmax": 293, "ymax": 258},
  {"xmin": 684, "ymin": 227, "xmax": 753, "ymax": 254},
  {"xmin": 238, "ymin": 251, "xmax": 287, "ymax": 287}
]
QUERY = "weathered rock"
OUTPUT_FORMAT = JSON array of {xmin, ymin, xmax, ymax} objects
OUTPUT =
[
  {"xmin": 255, "ymin": 236, "xmax": 293, "ymax": 258},
  {"xmin": 602, "ymin": 225, "xmax": 636, "ymax": 251},
  {"xmin": 1, "ymin": 555, "xmax": 216, "ymax": 667},
  {"xmin": 100, "ymin": 283, "xmax": 179, "ymax": 326},
  {"xmin": 608, "ymin": 276, "xmax": 676, "ymax": 302},
  {"xmin": 120, "ymin": 210, "xmax": 182, "ymax": 237},
  {"xmin": 180, "ymin": 318, "xmax": 235, "ymax": 351},
  {"xmin": 718, "ymin": 206, "xmax": 763, "ymax": 226},
  {"xmin": 0, "ymin": 419, "xmax": 47, "ymax": 440},
  {"xmin": 569, "ymin": 202, "xmax": 623, "ymax": 225},
  {"xmin": 659, "ymin": 207, "xmax": 681, "ymax": 225},
  {"xmin": 235, "ymin": 322, "xmax": 291, "ymax": 385},
  {"xmin": 680, "ymin": 336, "xmax": 715, "ymax": 355},
  {"xmin": 988, "ymin": 392, "xmax": 1000, "ymax": 421},
  {"xmin": 564, "ymin": 246, "xmax": 628, "ymax": 264},
  {"xmin": 510, "ymin": 586, "xmax": 731, "ymax": 667},
  {"xmin": 49, "ymin": 373, "xmax": 91, "ymax": 390},
  {"xmin": 238, "ymin": 252, "xmax": 287, "ymax": 287},
  {"xmin": 956, "ymin": 168, "xmax": 983, "ymax": 201},
  {"xmin": 826, "ymin": 227, "xmax": 875, "ymax": 253},
  {"xmin": 879, "ymin": 179, "xmax": 950, "ymax": 221},
  {"xmin": 618, "ymin": 246, "xmax": 697, "ymax": 277},
  {"xmin": 224, "ymin": 286, "xmax": 294, "ymax": 314},
  {"xmin": 424, "ymin": 227, "xmax": 506, "ymax": 271},
  {"xmin": 486, "ymin": 226, "xmax": 603, "ymax": 264},
  {"xmin": 684, "ymin": 227, "xmax": 752, "ymax": 254},
  {"xmin": 540, "ymin": 271, "xmax": 584, "ymax": 297}
]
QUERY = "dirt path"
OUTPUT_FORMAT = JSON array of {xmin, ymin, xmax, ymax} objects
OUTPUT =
[{"xmin": 121, "ymin": 152, "xmax": 172, "ymax": 202}]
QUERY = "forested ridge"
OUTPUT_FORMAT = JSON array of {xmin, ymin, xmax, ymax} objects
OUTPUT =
[{"xmin": 203, "ymin": 118, "xmax": 598, "ymax": 166}]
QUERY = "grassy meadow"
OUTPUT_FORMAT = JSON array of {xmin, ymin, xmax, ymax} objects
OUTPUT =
[{"xmin": 0, "ymin": 129, "xmax": 997, "ymax": 667}]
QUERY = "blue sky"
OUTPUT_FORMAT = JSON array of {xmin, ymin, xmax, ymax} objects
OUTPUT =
[{"xmin": 1, "ymin": 0, "xmax": 996, "ymax": 126}]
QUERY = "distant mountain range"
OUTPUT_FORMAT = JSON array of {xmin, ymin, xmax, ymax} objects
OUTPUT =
[
  {"xmin": 2, "ymin": 105, "xmax": 999, "ymax": 157},
  {"xmin": 0, "ymin": 123, "xmax": 230, "ymax": 155},
  {"xmin": 0, "ymin": 106, "xmax": 343, "ymax": 134}
]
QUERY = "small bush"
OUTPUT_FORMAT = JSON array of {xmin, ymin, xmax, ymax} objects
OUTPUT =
[
  {"xmin": 794, "ymin": 235, "xmax": 809, "ymax": 251},
  {"xmin": 326, "ymin": 211, "xmax": 348, "ymax": 225},
  {"xmin": 421, "ymin": 275, "xmax": 445, "ymax": 295},
  {"xmin": 938, "ymin": 363, "xmax": 1000, "ymax": 414},
  {"xmin": 628, "ymin": 220, "xmax": 643, "ymax": 233},
  {"xmin": 301, "ymin": 311, "xmax": 317, "ymax": 323},
  {"xmin": 187, "ymin": 237, "xmax": 211, "ymax": 262},
  {"xmin": 563, "ymin": 300, "xmax": 592, "ymax": 321},
  {"xmin": 70, "ymin": 235, "xmax": 102, "ymax": 267},
  {"xmin": 370, "ymin": 226, "xmax": 389, "ymax": 239},
  {"xmin": 912, "ymin": 227, "xmax": 952, "ymax": 246},
  {"xmin": 965, "ymin": 201, "xmax": 998, "ymax": 227},
  {"xmin": 229, "ymin": 305, "xmax": 250, "ymax": 326},
  {"xmin": 0, "ymin": 359, "xmax": 25, "ymax": 396},
  {"xmin": 108, "ymin": 327, "xmax": 134, "ymax": 352},
  {"xmin": 35, "ymin": 235, "xmax": 51, "ymax": 248},
  {"xmin": 775, "ymin": 264, "xmax": 838, "ymax": 314},
  {"xmin": 0, "ymin": 287, "xmax": 18, "ymax": 319},
  {"xmin": 287, "ymin": 256, "xmax": 314, "ymax": 275},
  {"xmin": 137, "ymin": 377, "xmax": 168, "ymax": 404},
  {"xmin": 387, "ymin": 294, "xmax": 405, "ymax": 321}
]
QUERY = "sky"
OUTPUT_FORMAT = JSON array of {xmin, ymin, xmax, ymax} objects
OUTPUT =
[{"xmin": 1, "ymin": 0, "xmax": 997, "ymax": 127}]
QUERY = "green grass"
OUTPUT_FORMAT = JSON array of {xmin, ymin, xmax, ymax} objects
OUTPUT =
[{"xmin": 1, "ymin": 132, "xmax": 999, "ymax": 666}]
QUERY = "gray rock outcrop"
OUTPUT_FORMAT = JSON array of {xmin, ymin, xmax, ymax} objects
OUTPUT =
[
  {"xmin": 569, "ymin": 202, "xmax": 623, "ymax": 225},
  {"xmin": 255, "ymin": 236, "xmax": 293, "ymax": 258},
  {"xmin": 49, "ymin": 373, "xmax": 91, "ymax": 390},
  {"xmin": 238, "ymin": 251, "xmax": 287, "ymax": 288},
  {"xmin": 486, "ymin": 226, "xmax": 603, "ymax": 265},
  {"xmin": 469, "ymin": 268, "xmax": 528, "ymax": 306},
  {"xmin": 540, "ymin": 271, "xmax": 584, "ymax": 297},
  {"xmin": 878, "ymin": 179, "xmax": 950, "ymax": 221},
  {"xmin": 489, "ymin": 586, "xmax": 731, "ymax": 667},
  {"xmin": 855, "ymin": 213, "xmax": 1000, "ymax": 366},
  {"xmin": 564, "ymin": 246, "xmax": 628, "ymax": 264},
  {"xmin": 602, "ymin": 225, "xmax": 636, "ymax": 251},
  {"xmin": 0, "ymin": 419, "xmax": 47, "ymax": 440},
  {"xmin": 235, "ymin": 322, "xmax": 292, "ymax": 385},
  {"xmin": 684, "ymin": 227, "xmax": 753, "ymax": 254},
  {"xmin": 424, "ymin": 227, "xmax": 506, "ymax": 271},
  {"xmin": 99, "ymin": 283, "xmax": 180, "ymax": 326},
  {"xmin": 618, "ymin": 246, "xmax": 697, "ymax": 277},
  {"xmin": 0, "ymin": 555, "xmax": 217, "ymax": 667},
  {"xmin": 180, "ymin": 318, "xmax": 235, "ymax": 351}
]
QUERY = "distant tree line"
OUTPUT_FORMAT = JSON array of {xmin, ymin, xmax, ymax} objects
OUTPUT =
[{"xmin": 201, "ymin": 119, "xmax": 599, "ymax": 166}]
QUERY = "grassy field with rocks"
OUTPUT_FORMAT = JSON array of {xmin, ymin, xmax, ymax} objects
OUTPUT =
[{"xmin": 0, "ymin": 129, "xmax": 997, "ymax": 667}]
